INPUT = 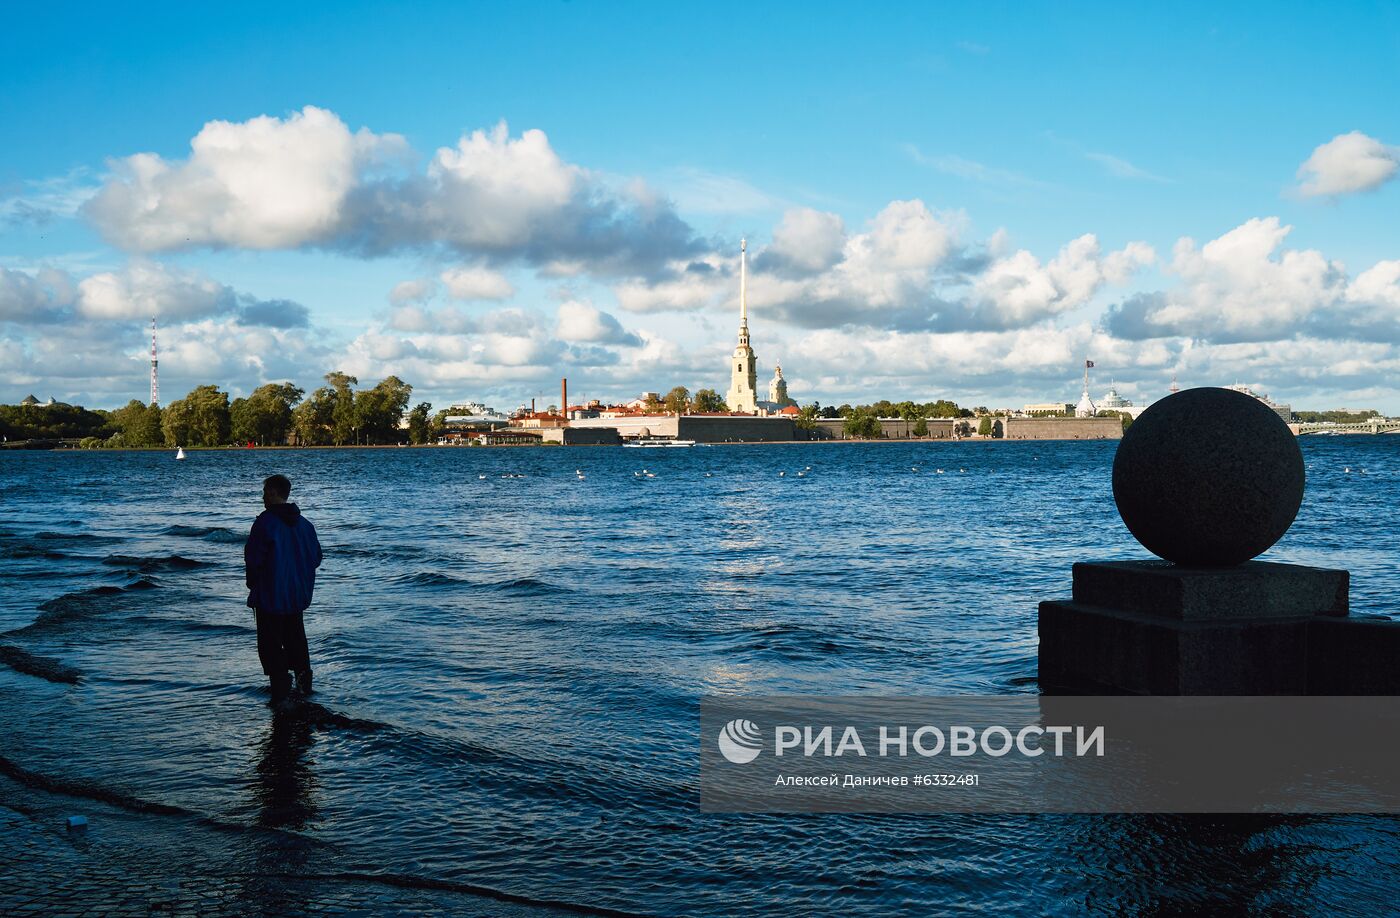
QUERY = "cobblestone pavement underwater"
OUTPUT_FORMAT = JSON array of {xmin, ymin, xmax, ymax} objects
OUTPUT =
[{"xmin": 0, "ymin": 774, "xmax": 599, "ymax": 917}]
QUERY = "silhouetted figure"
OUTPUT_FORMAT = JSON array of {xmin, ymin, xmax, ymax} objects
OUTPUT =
[{"xmin": 245, "ymin": 474, "xmax": 323, "ymax": 705}]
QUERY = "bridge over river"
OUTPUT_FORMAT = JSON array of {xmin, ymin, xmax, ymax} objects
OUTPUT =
[{"xmin": 1291, "ymin": 420, "xmax": 1400, "ymax": 435}]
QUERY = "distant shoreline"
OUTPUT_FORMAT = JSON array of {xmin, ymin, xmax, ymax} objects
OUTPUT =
[{"xmin": 10, "ymin": 437, "xmax": 1119, "ymax": 452}]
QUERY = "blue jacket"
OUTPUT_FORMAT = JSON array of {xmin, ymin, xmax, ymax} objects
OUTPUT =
[{"xmin": 244, "ymin": 503, "xmax": 323, "ymax": 614}]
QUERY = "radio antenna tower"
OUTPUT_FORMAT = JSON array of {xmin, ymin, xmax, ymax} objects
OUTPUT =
[{"xmin": 149, "ymin": 316, "xmax": 160, "ymax": 408}]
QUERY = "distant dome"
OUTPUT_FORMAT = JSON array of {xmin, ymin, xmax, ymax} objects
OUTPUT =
[
  {"xmin": 1100, "ymin": 387, "xmax": 1131, "ymax": 409},
  {"xmin": 1075, "ymin": 390, "xmax": 1097, "ymax": 417},
  {"xmin": 635, "ymin": 427, "xmax": 650, "ymax": 438}
]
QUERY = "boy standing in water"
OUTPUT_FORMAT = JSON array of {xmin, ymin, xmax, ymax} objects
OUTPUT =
[{"xmin": 245, "ymin": 474, "xmax": 323, "ymax": 705}]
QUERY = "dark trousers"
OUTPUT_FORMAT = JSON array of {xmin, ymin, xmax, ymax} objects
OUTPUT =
[{"xmin": 255, "ymin": 609, "xmax": 310, "ymax": 698}]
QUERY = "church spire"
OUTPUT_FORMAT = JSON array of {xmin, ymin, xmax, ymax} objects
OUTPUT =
[
  {"xmin": 739, "ymin": 237, "xmax": 748, "ymax": 331},
  {"xmin": 726, "ymin": 238, "xmax": 759, "ymax": 414}
]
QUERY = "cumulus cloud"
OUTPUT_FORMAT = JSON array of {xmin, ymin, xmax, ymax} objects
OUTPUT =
[
  {"xmin": 613, "ymin": 200, "xmax": 1150, "ymax": 335},
  {"xmin": 1104, "ymin": 217, "xmax": 1400, "ymax": 344},
  {"xmin": 962, "ymin": 234, "xmax": 1151, "ymax": 330},
  {"xmin": 2, "ymin": 261, "xmax": 309, "ymax": 330},
  {"xmin": 77, "ymin": 261, "xmax": 236, "ymax": 321},
  {"xmin": 1295, "ymin": 131, "xmax": 1399, "ymax": 197},
  {"xmin": 2, "ymin": 313, "xmax": 335, "ymax": 406},
  {"xmin": 85, "ymin": 109, "xmax": 704, "ymax": 279},
  {"xmin": 440, "ymin": 266, "xmax": 515, "ymax": 301},
  {"xmin": 0, "ymin": 267, "xmax": 76, "ymax": 322},
  {"xmin": 389, "ymin": 278, "xmax": 436, "ymax": 305},
  {"xmin": 554, "ymin": 300, "xmax": 641, "ymax": 346},
  {"xmin": 757, "ymin": 208, "xmax": 847, "ymax": 276},
  {"xmin": 86, "ymin": 106, "xmax": 408, "ymax": 250}
]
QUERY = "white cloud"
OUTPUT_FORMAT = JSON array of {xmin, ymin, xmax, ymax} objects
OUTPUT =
[
  {"xmin": 82, "ymin": 110, "xmax": 703, "ymax": 279},
  {"xmin": 1085, "ymin": 151, "xmax": 1168, "ymax": 183},
  {"xmin": 663, "ymin": 167, "xmax": 780, "ymax": 214},
  {"xmin": 1107, "ymin": 218, "xmax": 1346, "ymax": 341},
  {"xmin": 1295, "ymin": 131, "xmax": 1399, "ymax": 197},
  {"xmin": 1349, "ymin": 260, "xmax": 1400, "ymax": 311},
  {"xmin": 2, "ymin": 261, "xmax": 307, "ymax": 329},
  {"xmin": 904, "ymin": 146, "xmax": 1045, "ymax": 189},
  {"xmin": 86, "ymin": 105, "xmax": 407, "ymax": 250},
  {"xmin": 0, "ymin": 267, "xmax": 76, "ymax": 321},
  {"xmin": 762, "ymin": 208, "xmax": 847, "ymax": 275},
  {"xmin": 389, "ymin": 278, "xmax": 436, "ymax": 305},
  {"xmin": 77, "ymin": 261, "xmax": 234, "ymax": 321},
  {"xmin": 554, "ymin": 300, "xmax": 641, "ymax": 346},
  {"xmin": 440, "ymin": 266, "xmax": 515, "ymax": 301}
]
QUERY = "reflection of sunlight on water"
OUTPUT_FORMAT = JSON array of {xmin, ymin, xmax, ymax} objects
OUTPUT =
[{"xmin": 701, "ymin": 663, "xmax": 756, "ymax": 694}]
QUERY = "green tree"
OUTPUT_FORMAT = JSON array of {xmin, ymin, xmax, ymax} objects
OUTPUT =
[
  {"xmin": 324, "ymin": 371, "xmax": 359, "ymax": 445},
  {"xmin": 664, "ymin": 386, "xmax": 691, "ymax": 415},
  {"xmin": 692, "ymin": 388, "xmax": 727, "ymax": 413},
  {"xmin": 182, "ymin": 385, "xmax": 231, "ymax": 446},
  {"xmin": 843, "ymin": 412, "xmax": 882, "ymax": 439},
  {"xmin": 229, "ymin": 383, "xmax": 302, "ymax": 446},
  {"xmin": 429, "ymin": 408, "xmax": 451, "ymax": 442},
  {"xmin": 161, "ymin": 397, "xmax": 193, "ymax": 447},
  {"xmin": 927, "ymin": 399, "xmax": 962, "ymax": 418},
  {"xmin": 977, "ymin": 416, "xmax": 993, "ymax": 437},
  {"xmin": 406, "ymin": 402, "xmax": 433, "ymax": 444},
  {"xmin": 912, "ymin": 417, "xmax": 929, "ymax": 438},
  {"xmin": 954, "ymin": 420, "xmax": 973, "ymax": 438},
  {"xmin": 292, "ymin": 387, "xmax": 336, "ymax": 446},
  {"xmin": 107, "ymin": 400, "xmax": 164, "ymax": 447},
  {"xmin": 0, "ymin": 402, "xmax": 111, "ymax": 441},
  {"xmin": 643, "ymin": 392, "xmax": 663, "ymax": 413},
  {"xmin": 355, "ymin": 375, "xmax": 413, "ymax": 443},
  {"xmin": 795, "ymin": 403, "xmax": 819, "ymax": 431}
]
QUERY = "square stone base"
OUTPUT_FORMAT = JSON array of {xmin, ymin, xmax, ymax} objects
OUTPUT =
[{"xmin": 1038, "ymin": 559, "xmax": 1400, "ymax": 695}]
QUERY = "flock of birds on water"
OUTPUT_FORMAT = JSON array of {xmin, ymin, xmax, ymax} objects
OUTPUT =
[
  {"xmin": 472, "ymin": 464, "xmax": 974, "ymax": 481},
  {"xmin": 466, "ymin": 460, "xmax": 1375, "ymax": 483}
]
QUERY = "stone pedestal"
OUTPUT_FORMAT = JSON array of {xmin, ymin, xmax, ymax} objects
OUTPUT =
[{"xmin": 1037, "ymin": 560, "xmax": 1400, "ymax": 694}]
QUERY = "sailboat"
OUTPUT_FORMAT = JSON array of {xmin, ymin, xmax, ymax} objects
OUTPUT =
[{"xmin": 175, "ymin": 447, "xmax": 186, "ymax": 460}]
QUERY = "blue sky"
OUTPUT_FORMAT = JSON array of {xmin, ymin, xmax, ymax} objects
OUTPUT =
[{"xmin": 3, "ymin": 1, "xmax": 1399, "ymax": 412}]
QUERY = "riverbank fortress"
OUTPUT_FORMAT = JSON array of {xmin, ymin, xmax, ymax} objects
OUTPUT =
[{"xmin": 726, "ymin": 239, "xmax": 760, "ymax": 413}]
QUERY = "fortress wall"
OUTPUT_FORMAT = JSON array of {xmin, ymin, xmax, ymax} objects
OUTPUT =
[
  {"xmin": 677, "ymin": 416, "xmax": 797, "ymax": 442},
  {"xmin": 1002, "ymin": 417, "xmax": 1123, "ymax": 440},
  {"xmin": 809, "ymin": 418, "xmax": 958, "ymax": 440}
]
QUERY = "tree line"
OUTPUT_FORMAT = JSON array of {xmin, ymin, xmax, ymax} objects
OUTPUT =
[{"xmin": 1, "ymin": 372, "xmax": 431, "ymax": 448}]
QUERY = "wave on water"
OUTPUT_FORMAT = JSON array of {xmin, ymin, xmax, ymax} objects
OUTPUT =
[
  {"xmin": 102, "ymin": 553, "xmax": 207, "ymax": 572},
  {"xmin": 487, "ymin": 576, "xmax": 571, "ymax": 597},
  {"xmin": 9, "ymin": 579, "xmax": 159, "ymax": 637},
  {"xmin": 162, "ymin": 524, "xmax": 246, "ymax": 544},
  {"xmin": 392, "ymin": 571, "xmax": 471, "ymax": 588},
  {"xmin": 0, "ymin": 545, "xmax": 71, "ymax": 561},
  {"xmin": 33, "ymin": 530, "xmax": 123, "ymax": 545},
  {"xmin": 316, "ymin": 871, "xmax": 642, "ymax": 918},
  {"xmin": 0, "ymin": 644, "xmax": 81, "ymax": 683},
  {"xmin": 387, "ymin": 573, "xmax": 571, "ymax": 596},
  {"xmin": 0, "ymin": 753, "xmax": 189, "ymax": 817}
]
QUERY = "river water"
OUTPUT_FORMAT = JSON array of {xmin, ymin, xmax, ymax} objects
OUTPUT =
[{"xmin": 2, "ymin": 438, "xmax": 1398, "ymax": 915}]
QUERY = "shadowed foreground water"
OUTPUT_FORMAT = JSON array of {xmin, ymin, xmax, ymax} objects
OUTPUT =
[{"xmin": 2, "ymin": 439, "xmax": 1398, "ymax": 915}]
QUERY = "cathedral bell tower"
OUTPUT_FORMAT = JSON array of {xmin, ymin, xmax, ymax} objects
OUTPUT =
[{"xmin": 726, "ymin": 238, "xmax": 759, "ymax": 414}]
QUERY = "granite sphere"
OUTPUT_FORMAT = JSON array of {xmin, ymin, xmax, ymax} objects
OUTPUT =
[{"xmin": 1111, "ymin": 387, "xmax": 1304, "ymax": 567}]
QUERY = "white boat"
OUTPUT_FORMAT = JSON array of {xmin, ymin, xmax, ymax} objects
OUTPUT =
[
  {"xmin": 175, "ymin": 447, "xmax": 186, "ymax": 460},
  {"xmin": 623, "ymin": 438, "xmax": 696, "ymax": 448}
]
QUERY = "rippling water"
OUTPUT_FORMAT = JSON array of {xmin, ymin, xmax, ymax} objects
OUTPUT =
[{"xmin": 2, "ymin": 439, "xmax": 1399, "ymax": 915}]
